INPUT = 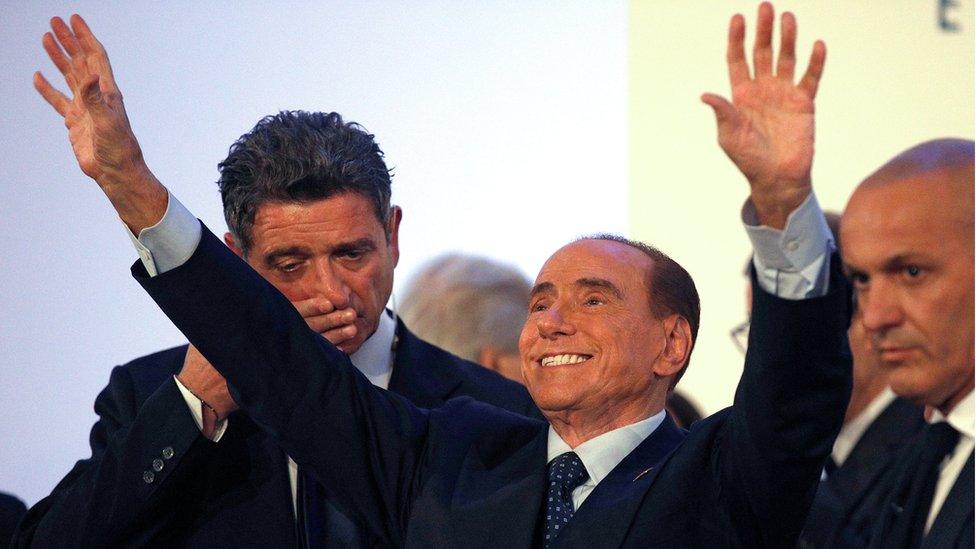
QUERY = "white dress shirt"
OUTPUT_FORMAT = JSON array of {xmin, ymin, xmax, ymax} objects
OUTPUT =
[
  {"xmin": 831, "ymin": 387, "xmax": 898, "ymax": 468},
  {"xmin": 546, "ymin": 412, "xmax": 665, "ymax": 509}
]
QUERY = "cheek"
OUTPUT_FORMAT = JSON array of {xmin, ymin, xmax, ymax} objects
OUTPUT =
[
  {"xmin": 518, "ymin": 323, "xmax": 534, "ymax": 353},
  {"xmin": 355, "ymin": 262, "xmax": 393, "ymax": 309}
]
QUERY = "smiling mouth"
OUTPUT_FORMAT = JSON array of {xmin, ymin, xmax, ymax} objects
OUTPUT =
[{"xmin": 540, "ymin": 354, "xmax": 592, "ymax": 367}]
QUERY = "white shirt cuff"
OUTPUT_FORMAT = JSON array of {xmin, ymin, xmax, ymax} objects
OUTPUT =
[
  {"xmin": 125, "ymin": 190, "xmax": 202, "ymax": 277},
  {"xmin": 743, "ymin": 192, "xmax": 834, "ymax": 299},
  {"xmin": 173, "ymin": 375, "xmax": 228, "ymax": 442}
]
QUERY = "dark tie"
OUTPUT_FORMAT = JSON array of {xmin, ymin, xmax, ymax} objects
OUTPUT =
[
  {"xmin": 823, "ymin": 456, "xmax": 838, "ymax": 478},
  {"xmin": 876, "ymin": 422, "xmax": 960, "ymax": 547},
  {"xmin": 544, "ymin": 451, "xmax": 589, "ymax": 548}
]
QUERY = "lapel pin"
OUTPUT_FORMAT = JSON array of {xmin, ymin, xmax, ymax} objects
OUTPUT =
[{"xmin": 632, "ymin": 467, "xmax": 654, "ymax": 482}]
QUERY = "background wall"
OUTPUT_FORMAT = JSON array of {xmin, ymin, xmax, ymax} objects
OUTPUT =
[{"xmin": 0, "ymin": 1, "xmax": 971, "ymax": 506}]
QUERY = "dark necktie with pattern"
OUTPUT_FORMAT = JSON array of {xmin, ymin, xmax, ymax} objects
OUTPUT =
[{"xmin": 544, "ymin": 451, "xmax": 589, "ymax": 548}]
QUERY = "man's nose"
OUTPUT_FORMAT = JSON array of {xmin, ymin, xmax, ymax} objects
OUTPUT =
[
  {"xmin": 536, "ymin": 303, "xmax": 575, "ymax": 339},
  {"xmin": 857, "ymin": 281, "xmax": 903, "ymax": 334},
  {"xmin": 310, "ymin": 260, "xmax": 351, "ymax": 310}
]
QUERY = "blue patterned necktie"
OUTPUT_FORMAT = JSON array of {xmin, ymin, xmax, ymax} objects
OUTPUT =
[{"xmin": 544, "ymin": 451, "xmax": 589, "ymax": 548}]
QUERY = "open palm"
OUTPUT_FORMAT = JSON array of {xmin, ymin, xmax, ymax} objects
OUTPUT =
[
  {"xmin": 34, "ymin": 15, "xmax": 143, "ymax": 185},
  {"xmin": 702, "ymin": 3, "xmax": 826, "ymax": 226}
]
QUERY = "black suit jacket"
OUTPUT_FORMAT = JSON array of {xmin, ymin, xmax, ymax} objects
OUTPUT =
[
  {"xmin": 133, "ymin": 227, "xmax": 853, "ymax": 548},
  {"xmin": 798, "ymin": 396, "xmax": 925, "ymax": 548},
  {"xmin": 1, "ymin": 493, "xmax": 27, "ymax": 549},
  {"xmin": 15, "ymin": 317, "xmax": 537, "ymax": 547},
  {"xmin": 868, "ymin": 432, "xmax": 974, "ymax": 549}
]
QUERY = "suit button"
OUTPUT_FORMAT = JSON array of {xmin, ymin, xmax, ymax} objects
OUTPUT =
[
  {"xmin": 162, "ymin": 446, "xmax": 174, "ymax": 460},
  {"xmin": 143, "ymin": 470, "xmax": 155, "ymax": 484},
  {"xmin": 152, "ymin": 458, "xmax": 165, "ymax": 472}
]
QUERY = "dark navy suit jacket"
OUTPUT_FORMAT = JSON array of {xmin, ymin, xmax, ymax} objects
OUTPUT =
[
  {"xmin": 798, "ymin": 397, "xmax": 925, "ymax": 548},
  {"xmin": 869, "ymin": 434, "xmax": 974, "ymax": 549},
  {"xmin": 14, "ymin": 310, "xmax": 536, "ymax": 546},
  {"xmin": 131, "ymin": 227, "xmax": 852, "ymax": 548}
]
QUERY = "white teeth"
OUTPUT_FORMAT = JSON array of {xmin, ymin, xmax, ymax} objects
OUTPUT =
[{"xmin": 540, "ymin": 354, "xmax": 590, "ymax": 366}]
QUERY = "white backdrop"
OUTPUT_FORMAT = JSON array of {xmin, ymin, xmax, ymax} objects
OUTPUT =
[{"xmin": 0, "ymin": 1, "xmax": 972, "ymax": 507}]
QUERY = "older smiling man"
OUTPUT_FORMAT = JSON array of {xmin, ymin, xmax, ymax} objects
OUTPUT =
[{"xmin": 33, "ymin": 3, "xmax": 851, "ymax": 547}]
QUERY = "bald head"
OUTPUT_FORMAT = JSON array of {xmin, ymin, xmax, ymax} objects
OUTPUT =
[
  {"xmin": 840, "ymin": 138, "xmax": 975, "ymax": 413},
  {"xmin": 860, "ymin": 138, "xmax": 974, "ymax": 190}
]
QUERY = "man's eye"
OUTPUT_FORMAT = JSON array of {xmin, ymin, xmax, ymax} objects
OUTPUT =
[
  {"xmin": 339, "ymin": 250, "xmax": 365, "ymax": 260},
  {"xmin": 848, "ymin": 272, "xmax": 869, "ymax": 288},
  {"xmin": 584, "ymin": 297, "xmax": 604, "ymax": 306},
  {"xmin": 530, "ymin": 302, "xmax": 548, "ymax": 313},
  {"xmin": 277, "ymin": 262, "xmax": 302, "ymax": 273},
  {"xmin": 904, "ymin": 265, "xmax": 922, "ymax": 278}
]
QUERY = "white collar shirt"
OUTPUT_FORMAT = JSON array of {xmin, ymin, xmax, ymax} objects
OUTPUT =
[{"xmin": 546, "ymin": 410, "xmax": 666, "ymax": 510}]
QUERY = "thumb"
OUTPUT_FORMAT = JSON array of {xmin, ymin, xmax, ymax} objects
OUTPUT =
[{"xmin": 700, "ymin": 93, "xmax": 737, "ymax": 130}]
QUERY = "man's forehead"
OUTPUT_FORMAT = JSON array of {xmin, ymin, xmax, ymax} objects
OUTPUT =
[
  {"xmin": 251, "ymin": 196, "xmax": 386, "ymax": 251},
  {"xmin": 842, "ymin": 179, "xmax": 972, "ymax": 267},
  {"xmin": 534, "ymin": 240, "xmax": 650, "ymax": 285}
]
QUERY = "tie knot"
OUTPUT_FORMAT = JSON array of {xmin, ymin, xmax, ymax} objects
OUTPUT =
[
  {"xmin": 548, "ymin": 452, "xmax": 589, "ymax": 495},
  {"xmin": 926, "ymin": 421, "xmax": 960, "ymax": 457}
]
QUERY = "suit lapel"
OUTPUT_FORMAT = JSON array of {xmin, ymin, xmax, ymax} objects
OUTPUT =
[
  {"xmin": 449, "ymin": 426, "xmax": 549, "ymax": 549},
  {"xmin": 556, "ymin": 415, "xmax": 687, "ymax": 548},
  {"xmin": 830, "ymin": 398, "xmax": 924, "ymax": 509},
  {"xmin": 387, "ymin": 319, "xmax": 463, "ymax": 407},
  {"xmin": 923, "ymin": 451, "xmax": 974, "ymax": 549}
]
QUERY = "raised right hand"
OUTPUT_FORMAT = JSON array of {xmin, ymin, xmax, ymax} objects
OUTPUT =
[
  {"xmin": 293, "ymin": 297, "xmax": 359, "ymax": 348},
  {"xmin": 34, "ymin": 15, "xmax": 166, "ymax": 231}
]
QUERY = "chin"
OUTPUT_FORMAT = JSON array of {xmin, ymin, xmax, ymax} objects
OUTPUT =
[
  {"xmin": 528, "ymin": 387, "xmax": 582, "ymax": 415},
  {"xmin": 887, "ymin": 367, "xmax": 935, "ymax": 406}
]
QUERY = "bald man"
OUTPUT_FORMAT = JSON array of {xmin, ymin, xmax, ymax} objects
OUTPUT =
[{"xmin": 840, "ymin": 138, "xmax": 974, "ymax": 548}]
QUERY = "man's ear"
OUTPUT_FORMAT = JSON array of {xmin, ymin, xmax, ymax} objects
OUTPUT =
[
  {"xmin": 224, "ymin": 232, "xmax": 245, "ymax": 259},
  {"xmin": 652, "ymin": 315, "xmax": 692, "ymax": 379},
  {"xmin": 387, "ymin": 206, "xmax": 403, "ymax": 267}
]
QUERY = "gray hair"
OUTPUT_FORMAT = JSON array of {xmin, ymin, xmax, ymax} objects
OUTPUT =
[{"xmin": 398, "ymin": 254, "xmax": 532, "ymax": 362}]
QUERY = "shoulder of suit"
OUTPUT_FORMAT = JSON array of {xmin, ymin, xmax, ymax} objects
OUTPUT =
[
  {"xmin": 113, "ymin": 344, "xmax": 189, "ymax": 388},
  {"xmin": 398, "ymin": 325, "xmax": 538, "ymax": 412},
  {"xmin": 425, "ymin": 341, "xmax": 532, "ymax": 398}
]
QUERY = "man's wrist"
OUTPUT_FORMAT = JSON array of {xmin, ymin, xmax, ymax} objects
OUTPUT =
[
  {"xmin": 750, "ymin": 183, "xmax": 811, "ymax": 230},
  {"xmin": 175, "ymin": 371, "xmax": 236, "ymax": 421},
  {"xmin": 102, "ymin": 165, "xmax": 169, "ymax": 235}
]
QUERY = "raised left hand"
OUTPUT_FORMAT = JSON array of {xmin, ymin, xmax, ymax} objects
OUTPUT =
[{"xmin": 702, "ymin": 2, "xmax": 826, "ymax": 229}]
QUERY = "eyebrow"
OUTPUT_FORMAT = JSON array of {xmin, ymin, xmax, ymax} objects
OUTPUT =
[
  {"xmin": 575, "ymin": 278, "xmax": 623, "ymax": 299},
  {"xmin": 528, "ymin": 278, "xmax": 623, "ymax": 300},
  {"xmin": 333, "ymin": 237, "xmax": 377, "ymax": 255},
  {"xmin": 844, "ymin": 252, "xmax": 930, "ymax": 277},
  {"xmin": 529, "ymin": 281, "xmax": 555, "ymax": 300},
  {"xmin": 263, "ymin": 246, "xmax": 310, "ymax": 266}
]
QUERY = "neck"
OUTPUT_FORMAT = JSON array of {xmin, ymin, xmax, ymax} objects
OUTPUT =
[
  {"xmin": 546, "ymin": 401, "xmax": 664, "ymax": 448},
  {"xmin": 844, "ymin": 377, "xmax": 888, "ymax": 425},
  {"xmin": 933, "ymin": 381, "xmax": 975, "ymax": 418}
]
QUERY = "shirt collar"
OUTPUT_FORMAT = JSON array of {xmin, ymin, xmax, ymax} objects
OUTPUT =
[
  {"xmin": 546, "ymin": 410, "xmax": 666, "ymax": 486},
  {"xmin": 929, "ymin": 389, "xmax": 974, "ymax": 440},
  {"xmin": 832, "ymin": 387, "xmax": 897, "ymax": 466},
  {"xmin": 349, "ymin": 310, "xmax": 396, "ymax": 389}
]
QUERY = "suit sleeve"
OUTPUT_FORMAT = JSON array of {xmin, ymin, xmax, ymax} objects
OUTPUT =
[
  {"xmin": 133, "ymin": 224, "xmax": 432, "ymax": 545},
  {"xmin": 13, "ymin": 366, "xmax": 213, "ymax": 548},
  {"xmin": 718, "ymin": 255, "xmax": 853, "ymax": 547}
]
